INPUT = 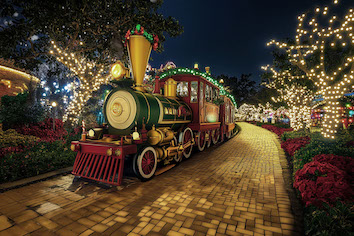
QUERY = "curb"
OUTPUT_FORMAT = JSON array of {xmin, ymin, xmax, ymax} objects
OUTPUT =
[{"xmin": 0, "ymin": 167, "xmax": 73, "ymax": 193}]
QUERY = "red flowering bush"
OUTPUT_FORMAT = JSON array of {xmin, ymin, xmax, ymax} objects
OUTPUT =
[
  {"xmin": 281, "ymin": 136, "xmax": 311, "ymax": 156},
  {"xmin": 261, "ymin": 124, "xmax": 293, "ymax": 137},
  {"xmin": 294, "ymin": 160, "xmax": 353, "ymax": 207},
  {"xmin": 312, "ymin": 154, "xmax": 354, "ymax": 182},
  {"xmin": 16, "ymin": 118, "xmax": 68, "ymax": 142},
  {"xmin": 0, "ymin": 146, "xmax": 25, "ymax": 158}
]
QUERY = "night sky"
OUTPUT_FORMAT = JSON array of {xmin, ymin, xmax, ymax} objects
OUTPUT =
[{"xmin": 150, "ymin": 0, "xmax": 351, "ymax": 83}]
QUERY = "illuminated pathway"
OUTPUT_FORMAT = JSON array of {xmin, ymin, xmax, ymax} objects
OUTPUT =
[{"xmin": 0, "ymin": 122, "xmax": 301, "ymax": 235}]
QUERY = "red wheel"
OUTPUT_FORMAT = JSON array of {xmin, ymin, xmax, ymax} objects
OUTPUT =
[
  {"xmin": 133, "ymin": 146, "xmax": 157, "ymax": 180},
  {"xmin": 212, "ymin": 129, "xmax": 220, "ymax": 145},
  {"xmin": 179, "ymin": 128, "xmax": 193, "ymax": 158},
  {"xmin": 197, "ymin": 131, "xmax": 206, "ymax": 151}
]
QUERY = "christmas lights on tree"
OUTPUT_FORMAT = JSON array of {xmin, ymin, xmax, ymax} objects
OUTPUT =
[
  {"xmin": 264, "ymin": 0, "xmax": 354, "ymax": 138},
  {"xmin": 50, "ymin": 40, "xmax": 110, "ymax": 124},
  {"xmin": 262, "ymin": 65, "xmax": 314, "ymax": 130}
]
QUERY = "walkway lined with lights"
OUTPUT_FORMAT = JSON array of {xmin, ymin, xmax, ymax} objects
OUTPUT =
[{"xmin": 0, "ymin": 122, "xmax": 301, "ymax": 235}]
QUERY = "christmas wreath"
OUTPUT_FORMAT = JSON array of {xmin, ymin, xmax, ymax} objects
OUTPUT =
[{"xmin": 124, "ymin": 24, "xmax": 159, "ymax": 51}]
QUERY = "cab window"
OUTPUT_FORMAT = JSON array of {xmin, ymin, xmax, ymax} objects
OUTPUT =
[
  {"xmin": 190, "ymin": 81, "xmax": 198, "ymax": 103},
  {"xmin": 177, "ymin": 82, "xmax": 188, "ymax": 97}
]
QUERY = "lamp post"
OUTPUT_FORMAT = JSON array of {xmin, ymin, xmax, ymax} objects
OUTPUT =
[{"xmin": 52, "ymin": 101, "xmax": 57, "ymax": 131}]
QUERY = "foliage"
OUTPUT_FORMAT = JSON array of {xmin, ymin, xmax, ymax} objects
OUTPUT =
[
  {"xmin": 313, "ymin": 154, "xmax": 353, "ymax": 176},
  {"xmin": 292, "ymin": 133, "xmax": 354, "ymax": 177},
  {"xmin": 0, "ymin": 129, "xmax": 39, "ymax": 158},
  {"xmin": 0, "ymin": 0, "xmax": 183, "ymax": 69},
  {"xmin": 304, "ymin": 202, "xmax": 354, "ymax": 236},
  {"xmin": 261, "ymin": 124, "xmax": 293, "ymax": 137},
  {"xmin": 0, "ymin": 140, "xmax": 76, "ymax": 183},
  {"xmin": 217, "ymin": 74, "xmax": 258, "ymax": 106},
  {"xmin": 293, "ymin": 160, "xmax": 353, "ymax": 207},
  {"xmin": 281, "ymin": 130, "xmax": 311, "ymax": 142},
  {"xmin": 0, "ymin": 122, "xmax": 81, "ymax": 183},
  {"xmin": 281, "ymin": 136, "xmax": 311, "ymax": 157},
  {"xmin": 0, "ymin": 92, "xmax": 45, "ymax": 130},
  {"xmin": 0, "ymin": 129, "xmax": 38, "ymax": 148},
  {"xmin": 262, "ymin": 1, "xmax": 354, "ymax": 137},
  {"xmin": 33, "ymin": 61, "xmax": 76, "ymax": 116},
  {"xmin": 16, "ymin": 118, "xmax": 68, "ymax": 142}
]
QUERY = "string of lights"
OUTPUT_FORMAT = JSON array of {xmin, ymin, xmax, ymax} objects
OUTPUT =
[
  {"xmin": 264, "ymin": 0, "xmax": 353, "ymax": 138},
  {"xmin": 49, "ymin": 40, "xmax": 110, "ymax": 124}
]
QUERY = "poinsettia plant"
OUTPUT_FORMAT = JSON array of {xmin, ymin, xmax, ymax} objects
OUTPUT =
[
  {"xmin": 261, "ymin": 124, "xmax": 293, "ymax": 137},
  {"xmin": 281, "ymin": 136, "xmax": 311, "ymax": 156},
  {"xmin": 124, "ymin": 24, "xmax": 159, "ymax": 51},
  {"xmin": 294, "ymin": 160, "xmax": 353, "ymax": 208}
]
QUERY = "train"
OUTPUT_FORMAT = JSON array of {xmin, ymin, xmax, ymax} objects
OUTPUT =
[{"xmin": 70, "ymin": 31, "xmax": 237, "ymax": 186}]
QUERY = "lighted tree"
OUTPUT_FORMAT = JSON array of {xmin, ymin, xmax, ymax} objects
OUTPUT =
[
  {"xmin": 262, "ymin": 65, "xmax": 314, "ymax": 130},
  {"xmin": 0, "ymin": 0, "xmax": 183, "ymax": 124},
  {"xmin": 264, "ymin": 0, "xmax": 354, "ymax": 138}
]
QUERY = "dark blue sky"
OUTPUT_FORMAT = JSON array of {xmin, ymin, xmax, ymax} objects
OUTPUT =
[{"xmin": 150, "ymin": 0, "xmax": 351, "ymax": 83}]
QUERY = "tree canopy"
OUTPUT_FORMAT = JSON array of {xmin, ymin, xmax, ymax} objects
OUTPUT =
[
  {"xmin": 0, "ymin": 0, "xmax": 183, "ymax": 69},
  {"xmin": 217, "ymin": 74, "xmax": 259, "ymax": 106}
]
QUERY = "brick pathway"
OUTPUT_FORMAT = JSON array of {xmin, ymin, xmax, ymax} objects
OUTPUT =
[{"xmin": 0, "ymin": 122, "xmax": 301, "ymax": 235}]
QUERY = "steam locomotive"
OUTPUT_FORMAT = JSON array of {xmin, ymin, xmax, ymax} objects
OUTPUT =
[{"xmin": 71, "ymin": 34, "xmax": 237, "ymax": 186}]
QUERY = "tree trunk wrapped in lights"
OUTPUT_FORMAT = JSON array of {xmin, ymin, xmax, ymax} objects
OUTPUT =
[
  {"xmin": 50, "ymin": 41, "xmax": 110, "ymax": 124},
  {"xmin": 263, "ymin": 0, "xmax": 354, "ymax": 138}
]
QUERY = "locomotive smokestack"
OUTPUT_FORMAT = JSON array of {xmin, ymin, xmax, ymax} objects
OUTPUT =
[{"xmin": 127, "ymin": 35, "xmax": 152, "ymax": 92}]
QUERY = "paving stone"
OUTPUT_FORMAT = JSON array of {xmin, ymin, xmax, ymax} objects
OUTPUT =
[
  {"xmin": 0, "ymin": 123, "xmax": 301, "ymax": 235},
  {"xmin": 0, "ymin": 215, "xmax": 12, "ymax": 231}
]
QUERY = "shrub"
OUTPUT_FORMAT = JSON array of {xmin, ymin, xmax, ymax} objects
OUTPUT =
[
  {"xmin": 16, "ymin": 118, "xmax": 68, "ymax": 142},
  {"xmin": 304, "ymin": 202, "xmax": 354, "ymax": 236},
  {"xmin": 313, "ymin": 154, "xmax": 354, "ymax": 176},
  {"xmin": 281, "ymin": 136, "xmax": 311, "ymax": 157},
  {"xmin": 0, "ymin": 129, "xmax": 39, "ymax": 158},
  {"xmin": 0, "ymin": 129, "xmax": 39, "ymax": 148},
  {"xmin": 261, "ymin": 124, "xmax": 293, "ymax": 137},
  {"xmin": 0, "ymin": 92, "xmax": 45, "ymax": 129},
  {"xmin": 292, "ymin": 134, "xmax": 354, "ymax": 177},
  {"xmin": 0, "ymin": 140, "xmax": 76, "ymax": 183},
  {"xmin": 272, "ymin": 122, "xmax": 291, "ymax": 128},
  {"xmin": 281, "ymin": 130, "xmax": 311, "ymax": 142},
  {"xmin": 294, "ymin": 161, "xmax": 353, "ymax": 207}
]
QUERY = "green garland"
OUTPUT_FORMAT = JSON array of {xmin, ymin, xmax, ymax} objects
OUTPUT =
[{"xmin": 158, "ymin": 67, "xmax": 237, "ymax": 107}]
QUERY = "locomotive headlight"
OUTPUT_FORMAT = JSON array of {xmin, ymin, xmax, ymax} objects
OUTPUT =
[
  {"xmin": 87, "ymin": 128, "xmax": 104, "ymax": 140},
  {"xmin": 132, "ymin": 131, "xmax": 140, "ymax": 140},
  {"xmin": 111, "ymin": 61, "xmax": 126, "ymax": 80},
  {"xmin": 88, "ymin": 129, "xmax": 95, "ymax": 137},
  {"xmin": 132, "ymin": 126, "xmax": 140, "ymax": 140}
]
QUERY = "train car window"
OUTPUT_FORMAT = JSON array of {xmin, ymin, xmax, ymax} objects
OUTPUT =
[
  {"xmin": 200, "ymin": 82, "xmax": 204, "ymax": 102},
  {"xmin": 215, "ymin": 89, "xmax": 219, "ymax": 101},
  {"xmin": 206, "ymin": 85, "xmax": 211, "ymax": 102},
  {"xmin": 177, "ymin": 82, "xmax": 188, "ymax": 97},
  {"xmin": 190, "ymin": 81, "xmax": 198, "ymax": 103}
]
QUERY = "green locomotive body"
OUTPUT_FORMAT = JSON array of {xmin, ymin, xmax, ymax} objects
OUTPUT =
[{"xmin": 104, "ymin": 88, "xmax": 192, "ymax": 135}]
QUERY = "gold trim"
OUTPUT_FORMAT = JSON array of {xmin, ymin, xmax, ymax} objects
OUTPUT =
[
  {"xmin": 156, "ymin": 97, "xmax": 164, "ymax": 123},
  {"xmin": 159, "ymin": 120, "xmax": 191, "ymax": 124},
  {"xmin": 138, "ymin": 92, "xmax": 151, "ymax": 124}
]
